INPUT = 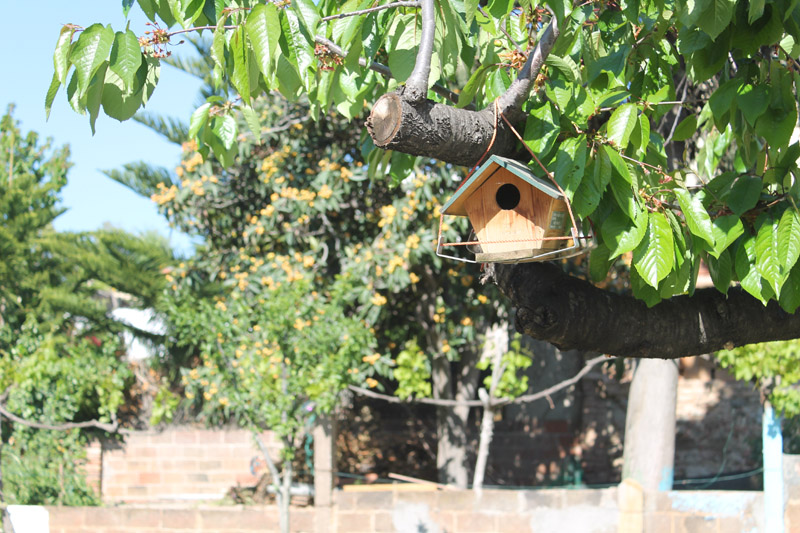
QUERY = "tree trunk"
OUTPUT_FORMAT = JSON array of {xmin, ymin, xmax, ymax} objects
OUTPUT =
[
  {"xmin": 432, "ymin": 348, "xmax": 480, "ymax": 487},
  {"xmin": 621, "ymin": 359, "xmax": 678, "ymax": 491}
]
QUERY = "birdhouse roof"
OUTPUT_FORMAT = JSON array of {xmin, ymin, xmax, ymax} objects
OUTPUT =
[{"xmin": 441, "ymin": 155, "xmax": 563, "ymax": 216}]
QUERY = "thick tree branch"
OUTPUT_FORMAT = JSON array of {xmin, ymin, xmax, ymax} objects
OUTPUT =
[
  {"xmin": 488, "ymin": 262, "xmax": 800, "ymax": 358},
  {"xmin": 366, "ymin": 18, "xmax": 559, "ymax": 167},
  {"xmin": 404, "ymin": 0, "xmax": 436, "ymax": 102}
]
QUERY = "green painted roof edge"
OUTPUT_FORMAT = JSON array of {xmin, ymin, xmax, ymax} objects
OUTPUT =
[{"xmin": 441, "ymin": 155, "xmax": 562, "ymax": 215}]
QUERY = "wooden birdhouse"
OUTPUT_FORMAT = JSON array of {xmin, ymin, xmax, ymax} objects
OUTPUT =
[{"xmin": 438, "ymin": 155, "xmax": 578, "ymax": 263}]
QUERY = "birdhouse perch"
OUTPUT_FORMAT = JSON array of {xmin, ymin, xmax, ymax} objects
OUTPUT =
[{"xmin": 437, "ymin": 155, "xmax": 593, "ymax": 264}]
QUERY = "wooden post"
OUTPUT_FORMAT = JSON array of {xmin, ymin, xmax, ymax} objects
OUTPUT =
[{"xmin": 313, "ymin": 414, "xmax": 336, "ymax": 533}]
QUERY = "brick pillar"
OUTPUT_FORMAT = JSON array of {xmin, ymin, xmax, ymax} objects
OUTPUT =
[{"xmin": 314, "ymin": 415, "xmax": 335, "ymax": 533}]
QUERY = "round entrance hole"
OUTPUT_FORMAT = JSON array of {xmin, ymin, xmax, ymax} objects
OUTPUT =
[{"xmin": 496, "ymin": 183, "xmax": 521, "ymax": 210}]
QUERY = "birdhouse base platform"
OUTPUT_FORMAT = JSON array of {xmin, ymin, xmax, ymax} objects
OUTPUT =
[{"xmin": 474, "ymin": 249, "xmax": 556, "ymax": 263}]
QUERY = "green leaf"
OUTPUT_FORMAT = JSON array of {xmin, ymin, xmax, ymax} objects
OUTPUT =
[
  {"xmin": 213, "ymin": 115, "xmax": 238, "ymax": 150},
  {"xmin": 168, "ymin": 0, "xmax": 205, "ymax": 28},
  {"xmin": 247, "ymin": 3, "xmax": 281, "ymax": 81},
  {"xmin": 545, "ymin": 55, "xmax": 581, "ymax": 83},
  {"xmin": 778, "ymin": 207, "xmax": 800, "ymax": 280},
  {"xmin": 672, "ymin": 115, "xmax": 697, "ymax": 142},
  {"xmin": 188, "ymin": 103, "xmax": 211, "ymax": 139},
  {"xmin": 332, "ymin": 0, "xmax": 370, "ymax": 47},
  {"xmin": 589, "ymin": 244, "xmax": 613, "ymax": 282},
  {"xmin": 779, "ymin": 263, "xmax": 800, "ymax": 312},
  {"xmin": 465, "ymin": 0, "xmax": 480, "ymax": 26},
  {"xmin": 240, "ymin": 105, "xmax": 261, "ymax": 141},
  {"xmin": 606, "ymin": 103, "xmax": 638, "ymax": 149},
  {"xmin": 457, "ymin": 64, "xmax": 492, "ymax": 108},
  {"xmin": 137, "ymin": 0, "xmax": 157, "ymax": 20},
  {"xmin": 706, "ymin": 248, "xmax": 733, "ymax": 294},
  {"xmin": 292, "ymin": 0, "xmax": 320, "ymax": 36},
  {"xmin": 698, "ymin": 0, "xmax": 735, "ymax": 40},
  {"xmin": 727, "ymin": 175, "xmax": 761, "ymax": 215},
  {"xmin": 736, "ymin": 234, "xmax": 769, "ymax": 303},
  {"xmin": 755, "ymin": 212, "xmax": 783, "ymax": 295},
  {"xmin": 674, "ymin": 188, "xmax": 715, "ymax": 247},
  {"xmin": 45, "ymin": 73, "xmax": 60, "ymax": 120},
  {"xmin": 69, "ymin": 24, "xmax": 115, "ymax": 99},
  {"xmin": 748, "ymin": 0, "xmax": 765, "ymax": 24},
  {"xmin": 605, "ymin": 146, "xmax": 637, "ymax": 220},
  {"xmin": 109, "ymin": 30, "xmax": 143, "ymax": 90},
  {"xmin": 756, "ymin": 105, "xmax": 798, "ymax": 149},
  {"xmin": 710, "ymin": 214, "xmax": 744, "ymax": 256},
  {"xmin": 387, "ymin": 16, "xmax": 419, "ymax": 83},
  {"xmin": 122, "ymin": 0, "xmax": 136, "ymax": 17},
  {"xmin": 54, "ymin": 25, "xmax": 76, "ymax": 85},
  {"xmin": 602, "ymin": 208, "xmax": 648, "ymax": 258},
  {"xmin": 230, "ymin": 27, "xmax": 250, "ymax": 105},
  {"xmin": 86, "ymin": 62, "xmax": 108, "ymax": 134},
  {"xmin": 101, "ymin": 58, "xmax": 157, "ymax": 122},
  {"xmin": 573, "ymin": 146, "xmax": 612, "ymax": 218},
  {"xmin": 633, "ymin": 211, "xmax": 674, "ymax": 288},
  {"xmin": 553, "ymin": 136, "xmax": 587, "ymax": 201},
  {"xmin": 737, "ymin": 85, "xmax": 769, "ymax": 127},
  {"xmin": 523, "ymin": 101, "xmax": 559, "ymax": 156},
  {"xmin": 281, "ymin": 5, "xmax": 316, "ymax": 90}
]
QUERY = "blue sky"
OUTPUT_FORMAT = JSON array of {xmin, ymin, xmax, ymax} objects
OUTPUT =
[{"xmin": 1, "ymin": 3, "xmax": 202, "ymax": 255}]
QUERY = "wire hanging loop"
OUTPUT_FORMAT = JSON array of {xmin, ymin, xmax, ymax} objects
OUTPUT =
[{"xmin": 498, "ymin": 111, "xmax": 581, "ymax": 240}]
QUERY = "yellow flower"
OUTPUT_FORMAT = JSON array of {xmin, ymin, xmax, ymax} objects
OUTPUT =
[
  {"xmin": 362, "ymin": 353, "xmax": 381, "ymax": 365},
  {"xmin": 219, "ymin": 397, "xmax": 230, "ymax": 407},
  {"xmin": 293, "ymin": 317, "xmax": 306, "ymax": 330},
  {"xmin": 366, "ymin": 377, "xmax": 379, "ymax": 388},
  {"xmin": 461, "ymin": 317, "xmax": 473, "ymax": 327},
  {"xmin": 371, "ymin": 293, "xmax": 387, "ymax": 306},
  {"xmin": 318, "ymin": 184, "xmax": 333, "ymax": 199},
  {"xmin": 477, "ymin": 294, "xmax": 488, "ymax": 304},
  {"xmin": 409, "ymin": 272, "xmax": 420, "ymax": 283}
]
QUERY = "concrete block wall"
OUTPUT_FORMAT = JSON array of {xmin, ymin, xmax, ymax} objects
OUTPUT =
[
  {"xmin": 93, "ymin": 427, "xmax": 280, "ymax": 503},
  {"xmin": 43, "ymin": 486, "xmax": 774, "ymax": 533},
  {"xmin": 47, "ymin": 505, "xmax": 315, "ymax": 533}
]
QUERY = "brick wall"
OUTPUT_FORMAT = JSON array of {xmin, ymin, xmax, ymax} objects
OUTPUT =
[
  {"xmin": 41, "ymin": 485, "xmax": 775, "ymax": 533},
  {"xmin": 92, "ymin": 427, "xmax": 281, "ymax": 503}
]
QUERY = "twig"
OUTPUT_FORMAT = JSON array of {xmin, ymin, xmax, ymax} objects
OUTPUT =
[
  {"xmin": 404, "ymin": 0, "xmax": 435, "ymax": 103},
  {"xmin": 167, "ymin": 25, "xmax": 237, "ymax": 37},
  {"xmin": 349, "ymin": 355, "xmax": 613, "ymax": 408},
  {"xmin": 0, "ymin": 404, "xmax": 119, "ymax": 433},
  {"xmin": 321, "ymin": 1, "xmax": 421, "ymax": 22}
]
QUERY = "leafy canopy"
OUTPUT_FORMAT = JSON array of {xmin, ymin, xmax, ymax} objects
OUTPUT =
[
  {"xmin": 52, "ymin": 0, "xmax": 800, "ymax": 312},
  {"xmin": 0, "ymin": 107, "xmax": 172, "ymax": 505}
]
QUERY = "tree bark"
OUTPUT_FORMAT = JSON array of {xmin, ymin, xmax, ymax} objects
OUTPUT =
[
  {"xmin": 488, "ymin": 262, "xmax": 800, "ymax": 358},
  {"xmin": 366, "ymin": 21, "xmax": 559, "ymax": 168},
  {"xmin": 366, "ymin": 92, "xmax": 522, "ymax": 168},
  {"xmin": 622, "ymin": 359, "xmax": 678, "ymax": 491}
]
